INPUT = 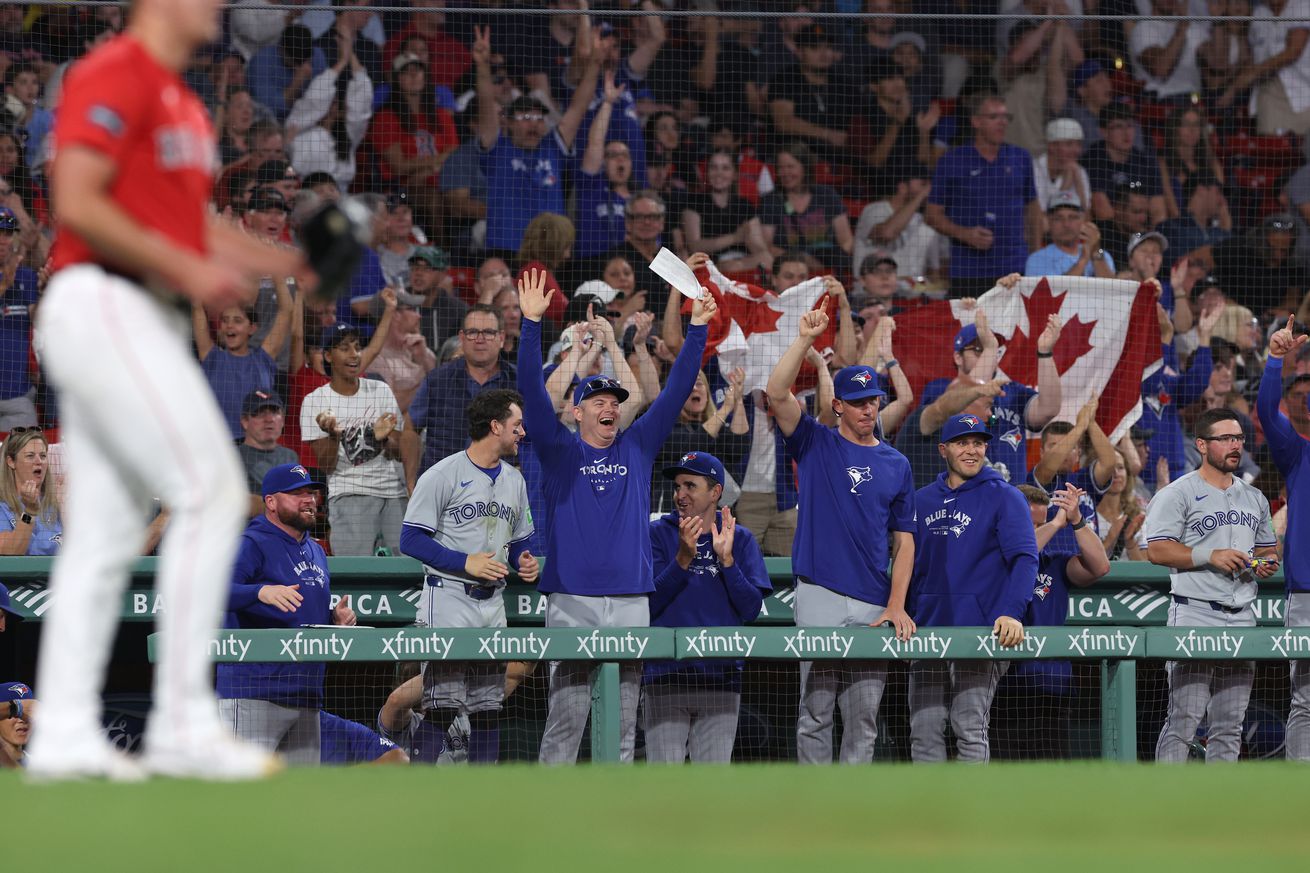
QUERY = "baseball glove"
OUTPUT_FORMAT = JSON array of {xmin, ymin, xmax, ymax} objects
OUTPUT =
[{"xmin": 296, "ymin": 197, "xmax": 372, "ymax": 304}]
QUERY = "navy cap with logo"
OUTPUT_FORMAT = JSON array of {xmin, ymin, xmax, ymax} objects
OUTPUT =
[
  {"xmin": 255, "ymin": 159, "xmax": 297, "ymax": 186},
  {"xmin": 0, "ymin": 206, "xmax": 18, "ymax": 232},
  {"xmin": 241, "ymin": 389, "xmax": 284, "ymax": 417},
  {"xmin": 954, "ymin": 323, "xmax": 982, "ymax": 352},
  {"xmin": 941, "ymin": 413, "xmax": 993, "ymax": 443},
  {"xmin": 833, "ymin": 366, "xmax": 887, "ymax": 401},
  {"xmin": 0, "ymin": 681, "xmax": 32, "ymax": 703},
  {"xmin": 261, "ymin": 463, "xmax": 322, "ymax": 497},
  {"xmin": 661, "ymin": 451, "xmax": 725, "ymax": 487},
  {"xmin": 573, "ymin": 374, "xmax": 630, "ymax": 406},
  {"xmin": 320, "ymin": 321, "xmax": 361, "ymax": 349}
]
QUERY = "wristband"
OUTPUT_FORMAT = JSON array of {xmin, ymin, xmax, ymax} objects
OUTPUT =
[
  {"xmin": 1191, "ymin": 547, "xmax": 1213, "ymax": 568},
  {"xmin": 1036, "ymin": 351, "xmax": 1054, "ymax": 359},
  {"xmin": 1069, "ymin": 517, "xmax": 1085, "ymax": 531},
  {"xmin": 884, "ymin": 358, "xmax": 899, "ymax": 369}
]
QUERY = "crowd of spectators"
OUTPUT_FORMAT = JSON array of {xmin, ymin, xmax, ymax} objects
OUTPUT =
[{"xmin": 3, "ymin": 2, "xmax": 1310, "ymax": 560}]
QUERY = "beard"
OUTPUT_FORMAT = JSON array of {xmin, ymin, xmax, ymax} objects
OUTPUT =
[{"xmin": 276, "ymin": 504, "xmax": 314, "ymax": 532}]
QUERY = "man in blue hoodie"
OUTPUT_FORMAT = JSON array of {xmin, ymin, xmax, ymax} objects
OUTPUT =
[
  {"xmin": 909, "ymin": 413, "xmax": 1038, "ymax": 763},
  {"xmin": 644, "ymin": 452, "xmax": 771, "ymax": 763},
  {"xmin": 215, "ymin": 464, "xmax": 356, "ymax": 767},
  {"xmin": 517, "ymin": 266, "xmax": 715, "ymax": 764},
  {"xmin": 1257, "ymin": 315, "xmax": 1310, "ymax": 759},
  {"xmin": 766, "ymin": 300, "xmax": 918, "ymax": 764}
]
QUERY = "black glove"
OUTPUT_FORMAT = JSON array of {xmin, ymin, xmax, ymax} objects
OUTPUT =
[{"xmin": 296, "ymin": 198, "xmax": 371, "ymax": 304}]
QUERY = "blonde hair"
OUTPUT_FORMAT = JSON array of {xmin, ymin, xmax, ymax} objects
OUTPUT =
[
  {"xmin": 0, "ymin": 431, "xmax": 56, "ymax": 526},
  {"xmin": 1110, "ymin": 449, "xmax": 1142, "ymax": 519},
  {"xmin": 518, "ymin": 213, "xmax": 575, "ymax": 270},
  {"xmin": 681, "ymin": 371, "xmax": 715, "ymax": 423},
  {"xmin": 1212, "ymin": 304, "xmax": 1256, "ymax": 347}
]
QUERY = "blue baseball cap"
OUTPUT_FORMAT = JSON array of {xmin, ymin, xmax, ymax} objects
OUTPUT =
[
  {"xmin": 954, "ymin": 324, "xmax": 982, "ymax": 352},
  {"xmin": 661, "ymin": 451, "xmax": 726, "ymax": 487},
  {"xmin": 320, "ymin": 321, "xmax": 362, "ymax": 350},
  {"xmin": 0, "ymin": 681, "xmax": 32, "ymax": 703},
  {"xmin": 941, "ymin": 413, "xmax": 993, "ymax": 443},
  {"xmin": 1072, "ymin": 59, "xmax": 1105, "ymax": 90},
  {"xmin": 573, "ymin": 374, "xmax": 630, "ymax": 406},
  {"xmin": 241, "ymin": 389, "xmax": 284, "ymax": 417},
  {"xmin": 0, "ymin": 581, "xmax": 19, "ymax": 619},
  {"xmin": 0, "ymin": 207, "xmax": 18, "ymax": 232},
  {"xmin": 833, "ymin": 366, "xmax": 887, "ymax": 402},
  {"xmin": 261, "ymin": 463, "xmax": 323, "ymax": 497}
]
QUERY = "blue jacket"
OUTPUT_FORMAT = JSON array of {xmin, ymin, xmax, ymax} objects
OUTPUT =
[
  {"xmin": 216, "ymin": 516, "xmax": 332, "ymax": 708},
  {"xmin": 910, "ymin": 466, "xmax": 1038, "ymax": 626},
  {"xmin": 1257, "ymin": 357, "xmax": 1310, "ymax": 592},
  {"xmin": 1140, "ymin": 343, "xmax": 1211, "ymax": 487},
  {"xmin": 645, "ymin": 511, "xmax": 772, "ymax": 688}
]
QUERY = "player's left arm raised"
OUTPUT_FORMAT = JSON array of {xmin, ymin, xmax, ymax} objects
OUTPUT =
[
  {"xmin": 629, "ymin": 288, "xmax": 715, "ymax": 453},
  {"xmin": 766, "ymin": 299, "xmax": 830, "ymax": 438}
]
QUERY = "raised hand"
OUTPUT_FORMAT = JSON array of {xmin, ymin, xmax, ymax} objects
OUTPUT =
[
  {"xmin": 631, "ymin": 310, "xmax": 655, "ymax": 343},
  {"xmin": 1170, "ymin": 255, "xmax": 1196, "ymax": 299},
  {"xmin": 1270, "ymin": 314, "xmax": 1309, "ymax": 359},
  {"xmin": 916, "ymin": 101, "xmax": 941, "ymax": 133},
  {"xmin": 1197, "ymin": 300, "xmax": 1225, "ymax": 342},
  {"xmin": 602, "ymin": 69, "xmax": 626, "ymax": 104},
  {"xmin": 974, "ymin": 306, "xmax": 998, "ymax": 350},
  {"xmin": 586, "ymin": 302, "xmax": 616, "ymax": 347},
  {"xmin": 710, "ymin": 506, "xmax": 736, "ymax": 564},
  {"xmin": 471, "ymin": 25, "xmax": 492, "ymax": 67},
  {"xmin": 1054, "ymin": 486, "xmax": 1086, "ymax": 525},
  {"xmin": 518, "ymin": 267, "xmax": 554, "ymax": 322},
  {"xmin": 1156, "ymin": 454, "xmax": 1170, "ymax": 488},
  {"xmin": 18, "ymin": 479, "xmax": 39, "ymax": 511},
  {"xmin": 822, "ymin": 275, "xmax": 847, "ymax": 301},
  {"xmin": 685, "ymin": 252, "xmax": 711, "ymax": 272},
  {"xmin": 727, "ymin": 366, "xmax": 746, "ymax": 392},
  {"xmin": 1037, "ymin": 313, "xmax": 1062, "ymax": 355},
  {"xmin": 996, "ymin": 272, "xmax": 1022, "ymax": 290},
  {"xmin": 799, "ymin": 298, "xmax": 830, "ymax": 339},
  {"xmin": 1157, "ymin": 302, "xmax": 1174, "ymax": 345},
  {"xmin": 1076, "ymin": 397, "xmax": 1099, "ymax": 428},
  {"xmin": 690, "ymin": 290, "xmax": 718, "ymax": 326},
  {"xmin": 876, "ymin": 316, "xmax": 897, "ymax": 361},
  {"xmin": 380, "ymin": 286, "xmax": 398, "ymax": 311}
]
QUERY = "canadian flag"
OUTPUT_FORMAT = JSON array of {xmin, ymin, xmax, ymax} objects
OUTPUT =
[
  {"xmin": 682, "ymin": 262, "xmax": 836, "ymax": 393},
  {"xmin": 891, "ymin": 277, "xmax": 1161, "ymax": 443}
]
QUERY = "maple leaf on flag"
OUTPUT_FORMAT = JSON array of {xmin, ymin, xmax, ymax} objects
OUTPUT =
[{"xmin": 994, "ymin": 278, "xmax": 1097, "ymax": 387}]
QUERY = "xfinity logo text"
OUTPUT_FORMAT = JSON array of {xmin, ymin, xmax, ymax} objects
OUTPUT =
[
  {"xmin": 1172, "ymin": 630, "xmax": 1245, "ymax": 658},
  {"xmin": 684, "ymin": 629, "xmax": 757, "ymax": 658},
  {"xmin": 782, "ymin": 630, "xmax": 854, "ymax": 658},
  {"xmin": 1066, "ymin": 628, "xmax": 1139, "ymax": 657},
  {"xmin": 279, "ymin": 631, "xmax": 354, "ymax": 662},
  {"xmin": 381, "ymin": 631, "xmax": 454, "ymax": 661},
  {"xmin": 576, "ymin": 630, "xmax": 649, "ymax": 659},
  {"xmin": 880, "ymin": 631, "xmax": 952, "ymax": 659}
]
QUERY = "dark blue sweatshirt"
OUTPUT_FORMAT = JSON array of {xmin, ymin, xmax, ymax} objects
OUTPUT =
[
  {"xmin": 1140, "ymin": 343, "xmax": 1211, "ymax": 487},
  {"xmin": 517, "ymin": 317, "xmax": 708, "ymax": 595},
  {"xmin": 216, "ymin": 516, "xmax": 332, "ymax": 707},
  {"xmin": 910, "ymin": 466, "xmax": 1038, "ymax": 626},
  {"xmin": 1257, "ymin": 356, "xmax": 1309, "ymax": 592},
  {"xmin": 645, "ymin": 511, "xmax": 772, "ymax": 687}
]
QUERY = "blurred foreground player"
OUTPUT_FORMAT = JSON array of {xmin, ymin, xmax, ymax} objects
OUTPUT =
[{"xmin": 29, "ymin": 0, "xmax": 313, "ymax": 780}]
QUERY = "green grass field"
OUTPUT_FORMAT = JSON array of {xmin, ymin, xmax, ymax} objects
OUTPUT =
[{"xmin": 5, "ymin": 764, "xmax": 1309, "ymax": 872}]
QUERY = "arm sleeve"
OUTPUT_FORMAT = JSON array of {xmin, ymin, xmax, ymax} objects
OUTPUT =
[
  {"xmin": 226, "ymin": 538, "xmax": 266, "ymax": 612},
  {"xmin": 285, "ymin": 68, "xmax": 338, "ymax": 133},
  {"xmin": 1257, "ymin": 357, "xmax": 1305, "ymax": 476},
  {"xmin": 56, "ymin": 60, "xmax": 151, "ymax": 162},
  {"xmin": 997, "ymin": 489, "xmax": 1039, "ymax": 620},
  {"xmin": 345, "ymin": 71, "xmax": 375, "ymax": 147},
  {"xmin": 399, "ymin": 523, "xmax": 467, "ymax": 575},
  {"xmin": 649, "ymin": 524, "xmax": 692, "ymax": 620},
  {"xmin": 1257, "ymin": 494, "xmax": 1279, "ymax": 548},
  {"xmin": 516, "ymin": 319, "xmax": 572, "ymax": 451},
  {"xmin": 781, "ymin": 412, "xmax": 817, "ymax": 459},
  {"xmin": 723, "ymin": 529, "xmax": 771, "ymax": 624},
  {"xmin": 630, "ymin": 323, "xmax": 710, "ymax": 456},
  {"xmin": 1174, "ymin": 345, "xmax": 1212, "ymax": 407},
  {"xmin": 1143, "ymin": 483, "xmax": 1187, "ymax": 543}
]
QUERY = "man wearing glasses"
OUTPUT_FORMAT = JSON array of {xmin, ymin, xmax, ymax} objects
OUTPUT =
[
  {"xmin": 602, "ymin": 190, "xmax": 671, "ymax": 312},
  {"xmin": 1144, "ymin": 407, "xmax": 1279, "ymax": 762},
  {"xmin": 405, "ymin": 305, "xmax": 514, "ymax": 489}
]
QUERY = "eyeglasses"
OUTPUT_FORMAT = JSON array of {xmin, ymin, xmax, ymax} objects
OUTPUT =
[
  {"xmin": 1267, "ymin": 219, "xmax": 1296, "ymax": 231},
  {"xmin": 511, "ymin": 113, "xmax": 545, "ymax": 122},
  {"xmin": 461, "ymin": 328, "xmax": 502, "ymax": 340},
  {"xmin": 1200, "ymin": 434, "xmax": 1245, "ymax": 445}
]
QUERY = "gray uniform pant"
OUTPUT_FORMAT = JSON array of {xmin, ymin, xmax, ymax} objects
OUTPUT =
[
  {"xmin": 909, "ymin": 660, "xmax": 1008, "ymax": 763},
  {"xmin": 1287, "ymin": 593, "xmax": 1310, "ymax": 761},
  {"xmin": 1156, "ymin": 599, "xmax": 1255, "ymax": 763},
  {"xmin": 219, "ymin": 698, "xmax": 320, "ymax": 766},
  {"xmin": 328, "ymin": 494, "xmax": 407, "ymax": 556},
  {"xmin": 641, "ymin": 683, "xmax": 739, "ymax": 763},
  {"xmin": 794, "ymin": 580, "xmax": 887, "ymax": 764},
  {"xmin": 418, "ymin": 579, "xmax": 506, "ymax": 714},
  {"xmin": 538, "ymin": 593, "xmax": 648, "ymax": 765}
]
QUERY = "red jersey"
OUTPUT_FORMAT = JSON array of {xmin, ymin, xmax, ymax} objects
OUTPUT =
[
  {"xmin": 365, "ymin": 106, "xmax": 458, "ymax": 185},
  {"xmin": 51, "ymin": 36, "xmax": 216, "ymax": 274}
]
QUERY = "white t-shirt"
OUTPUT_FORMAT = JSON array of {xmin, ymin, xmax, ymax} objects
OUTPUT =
[
  {"xmin": 1033, "ymin": 153, "xmax": 1093, "ymax": 213},
  {"xmin": 1129, "ymin": 18, "xmax": 1210, "ymax": 97},
  {"xmin": 851, "ymin": 200, "xmax": 946, "ymax": 280},
  {"xmin": 300, "ymin": 378, "xmax": 407, "ymax": 498},
  {"xmin": 1251, "ymin": 0, "xmax": 1310, "ymax": 113}
]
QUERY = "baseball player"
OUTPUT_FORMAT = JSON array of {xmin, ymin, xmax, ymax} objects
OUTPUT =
[
  {"xmin": 216, "ymin": 464, "xmax": 357, "ymax": 766},
  {"xmin": 1146, "ymin": 407, "xmax": 1278, "ymax": 763},
  {"xmin": 517, "ymin": 266, "xmax": 715, "ymax": 765},
  {"xmin": 909, "ymin": 414, "xmax": 1038, "ymax": 763},
  {"xmin": 1, "ymin": 682, "xmax": 34, "ymax": 769},
  {"xmin": 1258, "ymin": 316, "xmax": 1310, "ymax": 760},
  {"xmin": 28, "ymin": 0, "xmax": 313, "ymax": 781},
  {"xmin": 645, "ymin": 452, "xmax": 771, "ymax": 763},
  {"xmin": 398, "ymin": 388, "xmax": 537, "ymax": 764},
  {"xmin": 318, "ymin": 711, "xmax": 408, "ymax": 766},
  {"xmin": 765, "ymin": 300, "xmax": 917, "ymax": 764}
]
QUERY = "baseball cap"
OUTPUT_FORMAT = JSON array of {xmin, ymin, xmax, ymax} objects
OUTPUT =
[
  {"xmin": 661, "ymin": 451, "xmax": 726, "ymax": 487},
  {"xmin": 506, "ymin": 95, "xmax": 548, "ymax": 118},
  {"xmin": 954, "ymin": 323, "xmax": 982, "ymax": 352},
  {"xmin": 833, "ymin": 366, "xmax": 887, "ymax": 402},
  {"xmin": 574, "ymin": 279, "xmax": 622, "ymax": 305},
  {"xmin": 0, "ymin": 206, "xmax": 18, "ymax": 232},
  {"xmin": 409, "ymin": 246, "xmax": 449, "ymax": 270},
  {"xmin": 1047, "ymin": 189, "xmax": 1083, "ymax": 212},
  {"xmin": 393, "ymin": 290, "xmax": 425, "ymax": 307},
  {"xmin": 1045, "ymin": 117, "xmax": 1085, "ymax": 143},
  {"xmin": 0, "ymin": 681, "xmax": 32, "ymax": 703},
  {"xmin": 261, "ymin": 463, "xmax": 322, "ymax": 497},
  {"xmin": 241, "ymin": 389, "xmax": 284, "ymax": 417},
  {"xmin": 596, "ymin": 21, "xmax": 615, "ymax": 38},
  {"xmin": 1127, "ymin": 230, "xmax": 1169, "ymax": 257},
  {"xmin": 246, "ymin": 187, "xmax": 288, "ymax": 213},
  {"xmin": 255, "ymin": 159, "xmax": 297, "ymax": 186},
  {"xmin": 941, "ymin": 413, "xmax": 993, "ymax": 443},
  {"xmin": 392, "ymin": 51, "xmax": 426, "ymax": 74},
  {"xmin": 573, "ymin": 374, "xmax": 630, "ymax": 406},
  {"xmin": 859, "ymin": 250, "xmax": 898, "ymax": 274},
  {"xmin": 794, "ymin": 23, "xmax": 833, "ymax": 48},
  {"xmin": 320, "ymin": 321, "xmax": 362, "ymax": 349},
  {"xmin": 0, "ymin": 582, "xmax": 20, "ymax": 620},
  {"xmin": 1072, "ymin": 59, "xmax": 1105, "ymax": 90},
  {"xmin": 386, "ymin": 190, "xmax": 411, "ymax": 211},
  {"xmin": 888, "ymin": 31, "xmax": 927, "ymax": 54}
]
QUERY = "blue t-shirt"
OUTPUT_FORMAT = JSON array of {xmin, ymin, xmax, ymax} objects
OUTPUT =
[
  {"xmin": 1012, "ymin": 549, "xmax": 1076, "ymax": 687},
  {"xmin": 1024, "ymin": 244, "xmax": 1116, "ymax": 278},
  {"xmin": 783, "ymin": 414, "xmax": 917, "ymax": 605},
  {"xmin": 480, "ymin": 130, "xmax": 573, "ymax": 252},
  {"xmin": 574, "ymin": 168, "xmax": 628, "ymax": 259},
  {"xmin": 247, "ymin": 44, "xmax": 328, "ymax": 120},
  {"xmin": 1031, "ymin": 466, "xmax": 1107, "ymax": 554},
  {"xmin": 929, "ymin": 143, "xmax": 1037, "ymax": 278},
  {"xmin": 201, "ymin": 347, "xmax": 277, "ymax": 441},
  {"xmin": 319, "ymin": 711, "xmax": 397, "ymax": 764},
  {"xmin": 575, "ymin": 65, "xmax": 648, "ymax": 196},
  {"xmin": 0, "ymin": 502, "xmax": 61, "ymax": 555},
  {"xmin": 0, "ymin": 269, "xmax": 39, "ymax": 400}
]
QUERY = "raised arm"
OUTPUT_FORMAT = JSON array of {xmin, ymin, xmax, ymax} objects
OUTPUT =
[
  {"xmin": 192, "ymin": 301, "xmax": 215, "ymax": 362},
  {"xmin": 1084, "ymin": 414, "xmax": 1117, "ymax": 491},
  {"xmin": 824, "ymin": 277, "xmax": 858, "ymax": 366},
  {"xmin": 809, "ymin": 346, "xmax": 836, "ymax": 428},
  {"xmin": 1053, "ymin": 487, "xmax": 1111, "ymax": 584},
  {"xmin": 587, "ymin": 307, "xmax": 644, "ymax": 428},
  {"xmin": 359, "ymin": 288, "xmax": 396, "ymax": 372},
  {"xmin": 1032, "ymin": 399, "xmax": 1095, "ymax": 488},
  {"xmin": 627, "ymin": 1, "xmax": 667, "ymax": 79},
  {"xmin": 581, "ymin": 71, "xmax": 622, "ymax": 176},
  {"xmin": 558, "ymin": 54, "xmax": 602, "ymax": 152},
  {"xmin": 628, "ymin": 312, "xmax": 662, "ymax": 415},
  {"xmin": 259, "ymin": 275, "xmax": 295, "ymax": 359},
  {"xmin": 516, "ymin": 268, "xmax": 571, "ymax": 448},
  {"xmin": 1025, "ymin": 313, "xmax": 1063, "ymax": 428},
  {"xmin": 1260, "ymin": 315, "xmax": 1310, "ymax": 472},
  {"xmin": 473, "ymin": 26, "xmax": 500, "ymax": 151},
  {"xmin": 766, "ymin": 299, "xmax": 829, "ymax": 438},
  {"xmin": 630, "ymin": 292, "xmax": 715, "ymax": 453}
]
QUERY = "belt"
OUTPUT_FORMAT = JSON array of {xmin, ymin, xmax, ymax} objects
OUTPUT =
[
  {"xmin": 425, "ymin": 574, "xmax": 498, "ymax": 601},
  {"xmin": 1172, "ymin": 594, "xmax": 1245, "ymax": 615}
]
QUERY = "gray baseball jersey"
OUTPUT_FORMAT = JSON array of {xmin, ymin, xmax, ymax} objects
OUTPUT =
[
  {"xmin": 1143, "ymin": 471, "xmax": 1277, "ymax": 608},
  {"xmin": 403, "ymin": 452, "xmax": 534, "ymax": 587}
]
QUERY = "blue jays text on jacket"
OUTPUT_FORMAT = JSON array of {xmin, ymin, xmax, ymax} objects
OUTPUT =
[
  {"xmin": 1257, "ymin": 356, "xmax": 1310, "ymax": 592},
  {"xmin": 517, "ymin": 317, "xmax": 708, "ymax": 597},
  {"xmin": 910, "ymin": 466, "xmax": 1038, "ymax": 626},
  {"xmin": 216, "ymin": 516, "xmax": 332, "ymax": 708},
  {"xmin": 645, "ymin": 511, "xmax": 772, "ymax": 689}
]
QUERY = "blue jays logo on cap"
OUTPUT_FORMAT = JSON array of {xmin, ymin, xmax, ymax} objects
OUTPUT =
[
  {"xmin": 681, "ymin": 452, "xmax": 698, "ymax": 463},
  {"xmin": 261, "ymin": 463, "xmax": 323, "ymax": 497},
  {"xmin": 0, "ymin": 682, "xmax": 32, "ymax": 702},
  {"xmin": 941, "ymin": 413, "xmax": 993, "ymax": 443},
  {"xmin": 851, "ymin": 370, "xmax": 873, "ymax": 387},
  {"xmin": 960, "ymin": 415, "xmax": 980, "ymax": 428},
  {"xmin": 662, "ymin": 451, "xmax": 725, "ymax": 487},
  {"xmin": 833, "ymin": 365, "xmax": 887, "ymax": 401}
]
